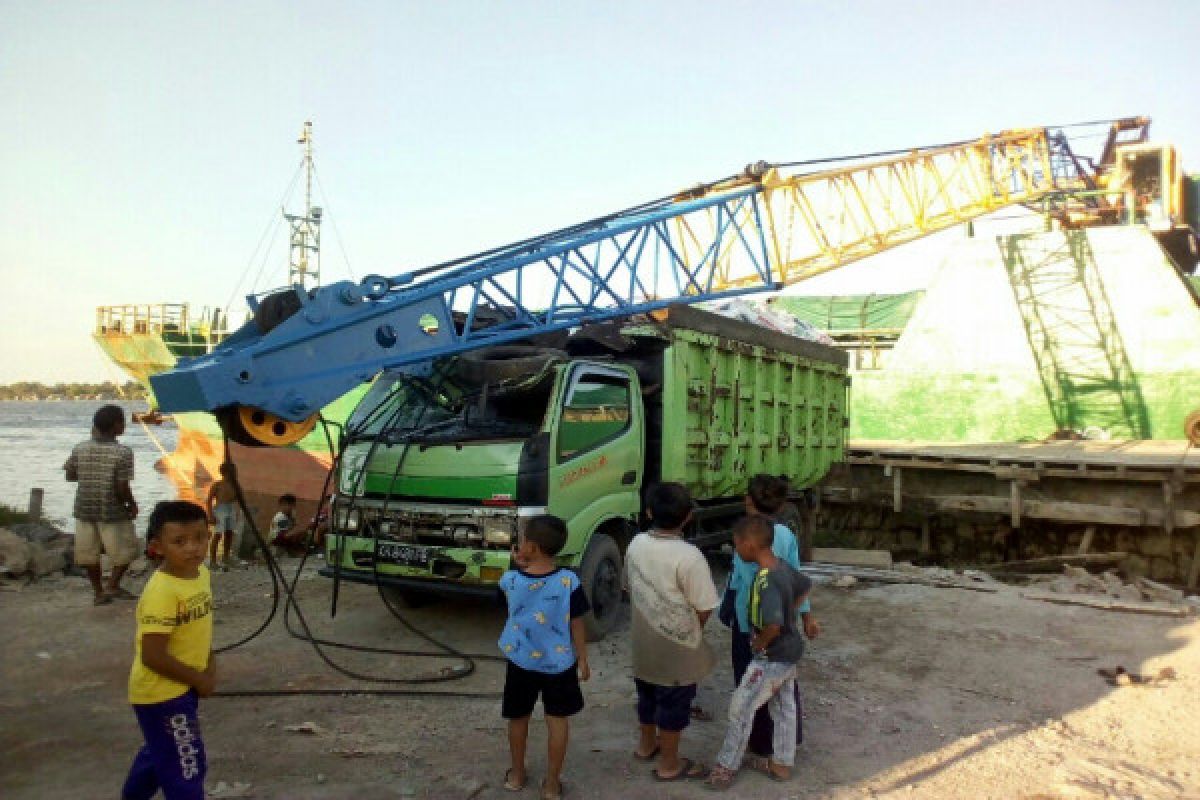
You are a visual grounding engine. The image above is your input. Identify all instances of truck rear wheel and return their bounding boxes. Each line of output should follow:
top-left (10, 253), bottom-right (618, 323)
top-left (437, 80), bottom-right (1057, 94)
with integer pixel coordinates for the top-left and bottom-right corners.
top-left (579, 533), bottom-right (622, 641)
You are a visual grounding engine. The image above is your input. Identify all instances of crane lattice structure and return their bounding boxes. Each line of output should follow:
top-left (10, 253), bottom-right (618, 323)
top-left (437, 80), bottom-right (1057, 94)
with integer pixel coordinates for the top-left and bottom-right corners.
top-left (152, 123), bottom-right (1117, 435)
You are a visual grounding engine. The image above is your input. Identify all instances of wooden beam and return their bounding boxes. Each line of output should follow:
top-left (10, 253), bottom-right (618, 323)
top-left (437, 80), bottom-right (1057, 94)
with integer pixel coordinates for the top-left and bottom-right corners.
top-left (1021, 591), bottom-right (1191, 618)
top-left (1189, 532), bottom-right (1200, 590)
top-left (1076, 525), bottom-right (1096, 555)
top-left (989, 552), bottom-right (1127, 574)
top-left (932, 495), bottom-right (1200, 528)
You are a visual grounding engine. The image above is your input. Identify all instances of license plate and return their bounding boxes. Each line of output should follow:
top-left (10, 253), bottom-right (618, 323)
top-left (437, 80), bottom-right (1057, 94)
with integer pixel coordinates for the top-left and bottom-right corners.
top-left (376, 542), bottom-right (430, 567)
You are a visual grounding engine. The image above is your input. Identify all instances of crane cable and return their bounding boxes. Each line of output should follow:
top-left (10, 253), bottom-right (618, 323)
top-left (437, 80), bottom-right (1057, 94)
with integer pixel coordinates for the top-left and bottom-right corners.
top-left (210, 414), bottom-right (504, 698)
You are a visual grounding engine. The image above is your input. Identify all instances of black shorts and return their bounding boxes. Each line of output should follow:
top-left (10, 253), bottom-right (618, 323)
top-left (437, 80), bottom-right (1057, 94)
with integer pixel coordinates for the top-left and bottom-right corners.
top-left (634, 679), bottom-right (696, 732)
top-left (502, 661), bottom-right (584, 719)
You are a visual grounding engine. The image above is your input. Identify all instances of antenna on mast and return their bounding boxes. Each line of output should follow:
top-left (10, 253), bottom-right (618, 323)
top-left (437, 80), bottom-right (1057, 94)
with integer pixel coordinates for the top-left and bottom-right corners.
top-left (285, 120), bottom-right (322, 289)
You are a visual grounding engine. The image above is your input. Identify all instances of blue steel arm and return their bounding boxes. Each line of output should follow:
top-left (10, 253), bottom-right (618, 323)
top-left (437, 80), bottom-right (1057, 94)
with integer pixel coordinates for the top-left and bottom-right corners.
top-left (151, 187), bottom-right (781, 421)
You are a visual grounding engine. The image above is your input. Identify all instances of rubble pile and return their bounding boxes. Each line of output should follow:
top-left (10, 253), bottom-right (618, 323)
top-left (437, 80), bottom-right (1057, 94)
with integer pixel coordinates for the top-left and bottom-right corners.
top-left (1038, 565), bottom-right (1186, 605)
top-left (0, 523), bottom-right (73, 582)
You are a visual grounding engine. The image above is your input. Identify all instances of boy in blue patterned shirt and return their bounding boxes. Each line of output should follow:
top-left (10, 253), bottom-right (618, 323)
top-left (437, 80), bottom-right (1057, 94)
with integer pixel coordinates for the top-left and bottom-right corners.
top-left (498, 514), bottom-right (590, 800)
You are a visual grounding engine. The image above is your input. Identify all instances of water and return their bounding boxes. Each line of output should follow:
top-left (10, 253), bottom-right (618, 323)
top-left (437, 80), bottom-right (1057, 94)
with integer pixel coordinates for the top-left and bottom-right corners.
top-left (0, 401), bottom-right (181, 528)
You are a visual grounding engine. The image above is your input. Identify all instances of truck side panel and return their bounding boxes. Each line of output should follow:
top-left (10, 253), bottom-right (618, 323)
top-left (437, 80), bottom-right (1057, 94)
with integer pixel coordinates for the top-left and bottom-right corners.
top-left (659, 326), bottom-right (848, 500)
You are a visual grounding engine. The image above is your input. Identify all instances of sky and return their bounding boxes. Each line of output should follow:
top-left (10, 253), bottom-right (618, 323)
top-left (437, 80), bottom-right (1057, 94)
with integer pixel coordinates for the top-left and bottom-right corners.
top-left (3, 0), bottom-right (1199, 383)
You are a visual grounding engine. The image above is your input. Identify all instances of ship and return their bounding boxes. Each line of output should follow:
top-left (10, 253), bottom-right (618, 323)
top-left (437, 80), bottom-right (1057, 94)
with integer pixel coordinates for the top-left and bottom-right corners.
top-left (92, 122), bottom-right (366, 525)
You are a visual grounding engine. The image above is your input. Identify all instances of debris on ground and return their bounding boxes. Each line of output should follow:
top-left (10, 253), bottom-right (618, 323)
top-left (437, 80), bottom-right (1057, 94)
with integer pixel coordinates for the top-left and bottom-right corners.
top-left (208, 780), bottom-right (255, 797)
top-left (284, 722), bottom-right (326, 735)
top-left (1097, 665), bottom-right (1179, 687)
top-left (1032, 565), bottom-right (1192, 609)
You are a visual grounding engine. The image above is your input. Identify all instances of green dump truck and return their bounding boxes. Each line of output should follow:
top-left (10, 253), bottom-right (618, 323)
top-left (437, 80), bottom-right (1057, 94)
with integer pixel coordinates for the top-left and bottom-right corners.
top-left (322, 304), bottom-right (849, 638)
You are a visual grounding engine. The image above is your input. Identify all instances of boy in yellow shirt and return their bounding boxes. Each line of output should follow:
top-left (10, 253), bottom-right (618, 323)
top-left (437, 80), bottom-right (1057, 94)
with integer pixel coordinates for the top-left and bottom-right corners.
top-left (122, 501), bottom-right (216, 800)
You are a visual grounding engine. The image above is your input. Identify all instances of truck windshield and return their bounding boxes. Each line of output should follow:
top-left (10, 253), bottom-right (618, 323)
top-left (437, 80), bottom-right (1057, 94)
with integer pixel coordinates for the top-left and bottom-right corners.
top-left (345, 373), bottom-right (456, 440)
top-left (347, 370), bottom-right (553, 443)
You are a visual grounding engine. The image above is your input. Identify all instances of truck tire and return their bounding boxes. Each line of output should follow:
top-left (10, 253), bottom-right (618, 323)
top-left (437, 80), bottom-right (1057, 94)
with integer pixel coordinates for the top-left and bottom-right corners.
top-left (455, 345), bottom-right (566, 385)
top-left (578, 532), bottom-right (622, 641)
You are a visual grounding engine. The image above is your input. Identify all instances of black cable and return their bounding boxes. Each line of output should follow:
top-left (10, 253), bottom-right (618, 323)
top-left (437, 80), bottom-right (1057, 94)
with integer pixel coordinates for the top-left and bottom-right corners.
top-left (211, 426), bottom-right (502, 697)
top-left (208, 367), bottom-right (509, 696)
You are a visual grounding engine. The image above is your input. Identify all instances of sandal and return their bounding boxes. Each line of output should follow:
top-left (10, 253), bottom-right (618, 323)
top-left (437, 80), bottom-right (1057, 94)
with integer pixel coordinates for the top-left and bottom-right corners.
top-left (653, 757), bottom-right (706, 782)
top-left (540, 779), bottom-right (565, 799)
top-left (503, 768), bottom-right (526, 792)
top-left (632, 745), bottom-right (660, 762)
top-left (93, 594), bottom-right (113, 606)
top-left (704, 765), bottom-right (736, 791)
top-left (745, 755), bottom-right (790, 782)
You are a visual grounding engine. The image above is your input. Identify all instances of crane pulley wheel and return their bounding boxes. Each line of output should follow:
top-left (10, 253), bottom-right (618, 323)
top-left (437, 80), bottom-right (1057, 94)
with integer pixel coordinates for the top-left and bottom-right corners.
top-left (1185, 410), bottom-right (1200, 448)
top-left (216, 405), bottom-right (318, 447)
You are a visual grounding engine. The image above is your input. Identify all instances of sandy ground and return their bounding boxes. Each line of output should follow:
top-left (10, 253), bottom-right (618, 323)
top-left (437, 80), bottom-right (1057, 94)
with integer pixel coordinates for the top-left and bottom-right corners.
top-left (2, 558), bottom-right (1198, 800)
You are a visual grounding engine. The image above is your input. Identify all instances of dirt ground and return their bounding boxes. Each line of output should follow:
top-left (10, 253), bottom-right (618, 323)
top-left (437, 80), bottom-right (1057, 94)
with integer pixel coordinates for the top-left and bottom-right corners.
top-left (2, 557), bottom-right (1198, 800)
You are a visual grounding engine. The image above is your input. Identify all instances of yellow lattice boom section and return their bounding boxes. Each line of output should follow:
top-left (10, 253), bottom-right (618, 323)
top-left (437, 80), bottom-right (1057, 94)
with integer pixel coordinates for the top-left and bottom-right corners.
top-left (673, 128), bottom-right (1070, 292)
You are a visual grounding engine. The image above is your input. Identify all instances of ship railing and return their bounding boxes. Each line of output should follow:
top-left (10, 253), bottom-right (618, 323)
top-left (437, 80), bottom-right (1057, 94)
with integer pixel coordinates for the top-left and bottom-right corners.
top-left (95, 304), bottom-right (193, 336)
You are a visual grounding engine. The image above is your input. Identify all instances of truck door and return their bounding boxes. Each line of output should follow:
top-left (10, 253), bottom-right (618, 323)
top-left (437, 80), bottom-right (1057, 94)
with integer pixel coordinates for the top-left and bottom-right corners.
top-left (547, 364), bottom-right (643, 552)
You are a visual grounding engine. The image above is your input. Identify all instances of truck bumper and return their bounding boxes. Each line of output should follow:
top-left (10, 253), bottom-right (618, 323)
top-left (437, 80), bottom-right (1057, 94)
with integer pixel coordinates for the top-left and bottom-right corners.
top-left (316, 565), bottom-right (503, 600)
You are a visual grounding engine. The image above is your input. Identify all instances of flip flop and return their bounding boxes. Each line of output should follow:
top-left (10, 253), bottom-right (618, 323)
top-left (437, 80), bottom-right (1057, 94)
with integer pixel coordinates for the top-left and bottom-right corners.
top-left (503, 768), bottom-right (526, 791)
top-left (632, 745), bottom-right (660, 762)
top-left (540, 778), bottom-right (566, 799)
top-left (93, 594), bottom-right (113, 606)
top-left (653, 757), bottom-right (705, 782)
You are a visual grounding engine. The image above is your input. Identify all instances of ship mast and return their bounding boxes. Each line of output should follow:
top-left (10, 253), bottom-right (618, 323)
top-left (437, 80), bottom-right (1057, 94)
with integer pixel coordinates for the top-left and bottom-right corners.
top-left (285, 121), bottom-right (322, 289)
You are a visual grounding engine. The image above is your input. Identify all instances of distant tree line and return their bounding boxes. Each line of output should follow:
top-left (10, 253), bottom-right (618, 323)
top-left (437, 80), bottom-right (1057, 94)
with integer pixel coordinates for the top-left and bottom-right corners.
top-left (0, 381), bottom-right (148, 401)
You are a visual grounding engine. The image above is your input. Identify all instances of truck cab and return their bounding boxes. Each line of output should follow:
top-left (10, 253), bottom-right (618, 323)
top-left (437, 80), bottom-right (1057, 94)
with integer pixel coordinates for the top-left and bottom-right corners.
top-left (324, 352), bottom-right (643, 639)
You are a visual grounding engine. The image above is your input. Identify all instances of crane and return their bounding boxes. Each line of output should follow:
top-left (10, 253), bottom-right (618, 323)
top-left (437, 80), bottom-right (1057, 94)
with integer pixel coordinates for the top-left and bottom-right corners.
top-left (150, 117), bottom-right (1193, 445)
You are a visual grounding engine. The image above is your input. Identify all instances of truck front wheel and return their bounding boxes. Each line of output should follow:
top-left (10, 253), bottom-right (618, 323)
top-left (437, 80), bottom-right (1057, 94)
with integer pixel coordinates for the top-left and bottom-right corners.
top-left (579, 533), bottom-right (622, 641)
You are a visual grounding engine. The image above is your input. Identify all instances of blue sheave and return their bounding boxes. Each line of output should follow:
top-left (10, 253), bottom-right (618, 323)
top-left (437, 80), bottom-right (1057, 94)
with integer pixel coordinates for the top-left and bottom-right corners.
top-left (729, 522), bottom-right (809, 632)
top-left (498, 568), bottom-right (582, 674)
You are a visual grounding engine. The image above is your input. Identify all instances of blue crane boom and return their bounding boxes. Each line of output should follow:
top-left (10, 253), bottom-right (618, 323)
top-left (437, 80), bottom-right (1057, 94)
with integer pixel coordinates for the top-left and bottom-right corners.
top-left (150, 124), bottom-right (1105, 436)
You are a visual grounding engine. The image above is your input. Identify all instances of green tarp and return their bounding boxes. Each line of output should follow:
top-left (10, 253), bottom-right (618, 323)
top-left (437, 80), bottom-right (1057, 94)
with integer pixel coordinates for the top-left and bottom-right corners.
top-left (771, 291), bottom-right (924, 332)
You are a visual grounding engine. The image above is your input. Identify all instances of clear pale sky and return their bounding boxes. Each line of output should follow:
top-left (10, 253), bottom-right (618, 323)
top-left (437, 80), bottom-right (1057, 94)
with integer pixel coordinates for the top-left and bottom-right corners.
top-left (3, 0), bottom-right (1199, 382)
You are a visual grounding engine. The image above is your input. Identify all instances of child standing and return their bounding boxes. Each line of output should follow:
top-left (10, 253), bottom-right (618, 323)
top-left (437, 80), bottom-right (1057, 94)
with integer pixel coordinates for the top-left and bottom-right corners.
top-left (205, 463), bottom-right (238, 571)
top-left (269, 494), bottom-right (302, 556)
top-left (122, 501), bottom-right (216, 800)
top-left (707, 515), bottom-right (812, 790)
top-left (498, 514), bottom-right (590, 800)
top-left (625, 482), bottom-right (719, 782)
top-left (724, 474), bottom-right (819, 759)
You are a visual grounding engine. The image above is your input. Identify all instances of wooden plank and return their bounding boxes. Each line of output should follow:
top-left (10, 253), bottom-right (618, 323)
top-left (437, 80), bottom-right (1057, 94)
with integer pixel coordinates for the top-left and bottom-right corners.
top-left (800, 564), bottom-right (999, 593)
top-left (931, 495), bottom-right (1200, 528)
top-left (988, 552), bottom-right (1128, 574)
top-left (1021, 591), bottom-right (1192, 618)
top-left (811, 548), bottom-right (894, 569)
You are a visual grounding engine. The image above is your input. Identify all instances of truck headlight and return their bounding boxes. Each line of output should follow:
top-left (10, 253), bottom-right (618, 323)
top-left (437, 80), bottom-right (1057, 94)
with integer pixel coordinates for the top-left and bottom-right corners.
top-left (483, 521), bottom-right (513, 546)
top-left (336, 508), bottom-right (360, 531)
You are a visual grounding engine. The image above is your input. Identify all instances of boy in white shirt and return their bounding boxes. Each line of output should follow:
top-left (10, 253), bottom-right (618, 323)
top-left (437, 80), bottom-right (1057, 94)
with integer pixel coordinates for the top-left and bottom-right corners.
top-left (624, 482), bottom-right (719, 782)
